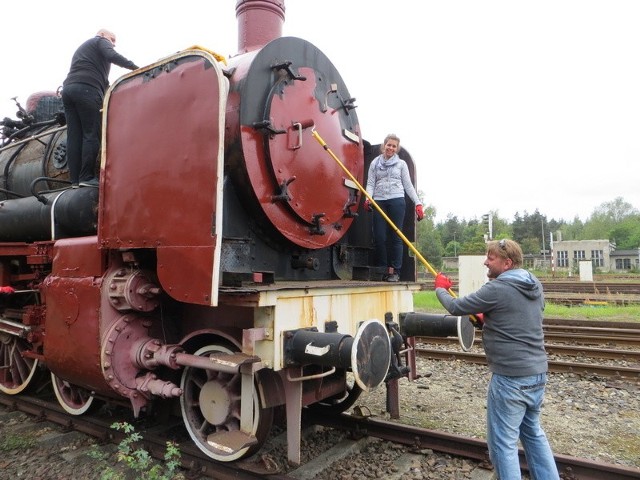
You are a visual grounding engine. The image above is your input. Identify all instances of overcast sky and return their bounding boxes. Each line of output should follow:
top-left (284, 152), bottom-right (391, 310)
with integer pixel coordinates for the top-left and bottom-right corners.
top-left (2, 1), bottom-right (639, 223)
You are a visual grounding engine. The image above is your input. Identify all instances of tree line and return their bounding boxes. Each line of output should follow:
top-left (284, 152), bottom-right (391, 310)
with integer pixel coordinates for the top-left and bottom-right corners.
top-left (415, 196), bottom-right (640, 270)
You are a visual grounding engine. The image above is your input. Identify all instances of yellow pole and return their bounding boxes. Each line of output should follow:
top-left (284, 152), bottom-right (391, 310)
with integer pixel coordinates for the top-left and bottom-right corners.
top-left (311, 129), bottom-right (482, 327)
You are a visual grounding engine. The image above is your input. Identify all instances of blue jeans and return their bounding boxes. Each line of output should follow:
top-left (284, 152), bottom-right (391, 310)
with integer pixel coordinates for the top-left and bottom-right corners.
top-left (487, 373), bottom-right (559, 480)
top-left (372, 197), bottom-right (405, 274)
top-left (62, 83), bottom-right (103, 184)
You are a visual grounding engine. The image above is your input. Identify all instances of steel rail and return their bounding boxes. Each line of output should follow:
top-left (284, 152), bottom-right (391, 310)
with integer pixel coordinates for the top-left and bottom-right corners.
top-left (417, 336), bottom-right (640, 362)
top-left (304, 410), bottom-right (640, 480)
top-left (415, 348), bottom-right (640, 379)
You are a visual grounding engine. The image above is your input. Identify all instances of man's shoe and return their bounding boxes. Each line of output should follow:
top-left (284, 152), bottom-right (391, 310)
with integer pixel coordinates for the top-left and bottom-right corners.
top-left (386, 273), bottom-right (400, 282)
top-left (79, 178), bottom-right (99, 187)
top-left (71, 183), bottom-right (79, 189)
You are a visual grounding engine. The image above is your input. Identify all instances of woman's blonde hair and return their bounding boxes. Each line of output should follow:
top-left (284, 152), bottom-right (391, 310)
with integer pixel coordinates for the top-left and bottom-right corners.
top-left (380, 133), bottom-right (402, 153)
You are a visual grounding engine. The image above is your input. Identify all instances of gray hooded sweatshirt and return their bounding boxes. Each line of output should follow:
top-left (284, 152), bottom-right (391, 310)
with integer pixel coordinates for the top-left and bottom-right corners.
top-left (436, 268), bottom-right (548, 376)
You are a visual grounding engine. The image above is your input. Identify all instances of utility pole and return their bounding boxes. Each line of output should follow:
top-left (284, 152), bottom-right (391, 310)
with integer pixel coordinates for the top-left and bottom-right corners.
top-left (541, 218), bottom-right (546, 263)
top-left (550, 231), bottom-right (555, 277)
top-left (453, 232), bottom-right (457, 257)
top-left (482, 213), bottom-right (493, 241)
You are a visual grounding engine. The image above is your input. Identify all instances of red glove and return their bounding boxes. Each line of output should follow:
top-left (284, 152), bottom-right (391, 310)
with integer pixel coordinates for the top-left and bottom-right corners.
top-left (434, 273), bottom-right (452, 290)
top-left (0, 286), bottom-right (15, 294)
top-left (472, 313), bottom-right (484, 325)
top-left (415, 204), bottom-right (424, 221)
top-left (364, 199), bottom-right (372, 212)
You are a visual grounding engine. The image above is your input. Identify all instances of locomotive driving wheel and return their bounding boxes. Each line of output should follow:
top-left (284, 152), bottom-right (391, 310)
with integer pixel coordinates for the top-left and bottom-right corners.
top-left (0, 333), bottom-right (40, 394)
top-left (51, 373), bottom-right (96, 415)
top-left (180, 343), bottom-right (273, 462)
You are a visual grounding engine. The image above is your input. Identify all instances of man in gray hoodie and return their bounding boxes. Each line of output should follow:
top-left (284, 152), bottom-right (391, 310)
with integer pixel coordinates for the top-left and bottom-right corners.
top-left (434, 239), bottom-right (559, 480)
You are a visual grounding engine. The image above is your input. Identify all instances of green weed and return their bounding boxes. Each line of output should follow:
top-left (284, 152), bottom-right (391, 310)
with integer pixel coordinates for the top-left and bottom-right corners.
top-left (88, 422), bottom-right (184, 480)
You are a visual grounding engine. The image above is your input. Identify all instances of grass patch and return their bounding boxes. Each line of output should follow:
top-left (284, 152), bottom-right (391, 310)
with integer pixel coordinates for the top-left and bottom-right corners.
top-left (0, 433), bottom-right (36, 451)
top-left (414, 291), bottom-right (640, 322)
top-left (413, 291), bottom-right (447, 313)
top-left (599, 431), bottom-right (640, 464)
top-left (543, 302), bottom-right (640, 322)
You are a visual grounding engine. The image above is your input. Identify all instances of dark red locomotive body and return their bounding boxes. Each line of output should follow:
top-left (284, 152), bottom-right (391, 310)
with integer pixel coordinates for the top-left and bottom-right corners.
top-left (0, 0), bottom-right (473, 464)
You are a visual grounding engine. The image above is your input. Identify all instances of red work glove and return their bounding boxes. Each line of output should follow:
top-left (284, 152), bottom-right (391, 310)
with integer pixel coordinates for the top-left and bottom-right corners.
top-left (470, 313), bottom-right (485, 330)
top-left (0, 286), bottom-right (15, 294)
top-left (434, 273), bottom-right (452, 290)
top-left (364, 199), bottom-right (372, 212)
top-left (415, 204), bottom-right (424, 221)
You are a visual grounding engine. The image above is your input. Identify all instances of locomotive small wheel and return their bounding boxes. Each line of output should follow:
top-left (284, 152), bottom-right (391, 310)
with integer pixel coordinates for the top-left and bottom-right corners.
top-left (0, 333), bottom-right (40, 394)
top-left (307, 371), bottom-right (363, 415)
top-left (51, 373), bottom-right (96, 415)
top-left (180, 344), bottom-right (273, 462)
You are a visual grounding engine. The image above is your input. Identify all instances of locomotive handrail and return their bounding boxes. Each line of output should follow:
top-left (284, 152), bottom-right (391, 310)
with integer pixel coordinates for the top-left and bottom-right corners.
top-left (311, 128), bottom-right (482, 328)
top-left (48, 189), bottom-right (71, 241)
top-left (286, 366), bottom-right (336, 382)
top-left (0, 125), bottom-right (66, 152)
top-left (28, 176), bottom-right (73, 205)
top-left (0, 188), bottom-right (26, 199)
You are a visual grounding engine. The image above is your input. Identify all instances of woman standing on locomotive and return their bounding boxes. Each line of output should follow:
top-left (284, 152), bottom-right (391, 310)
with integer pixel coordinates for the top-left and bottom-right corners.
top-left (364, 134), bottom-right (424, 282)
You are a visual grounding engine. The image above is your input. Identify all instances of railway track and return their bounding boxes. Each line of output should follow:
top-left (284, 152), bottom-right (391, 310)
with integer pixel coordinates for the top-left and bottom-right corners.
top-left (417, 319), bottom-right (640, 380)
top-left (416, 348), bottom-right (640, 380)
top-left (304, 410), bottom-right (640, 480)
top-left (541, 281), bottom-right (640, 295)
top-left (2, 392), bottom-right (639, 480)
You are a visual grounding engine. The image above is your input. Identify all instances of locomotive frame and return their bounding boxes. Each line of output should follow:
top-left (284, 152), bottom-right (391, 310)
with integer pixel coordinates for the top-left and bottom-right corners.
top-left (0, 0), bottom-right (474, 465)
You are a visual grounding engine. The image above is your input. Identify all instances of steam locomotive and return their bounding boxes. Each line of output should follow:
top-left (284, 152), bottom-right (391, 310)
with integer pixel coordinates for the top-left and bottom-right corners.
top-left (0, 0), bottom-right (474, 464)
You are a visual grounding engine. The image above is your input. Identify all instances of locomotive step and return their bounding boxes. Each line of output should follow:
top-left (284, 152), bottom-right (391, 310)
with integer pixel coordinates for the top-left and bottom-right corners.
top-left (207, 430), bottom-right (258, 456)
top-left (176, 352), bottom-right (261, 374)
top-left (206, 352), bottom-right (261, 369)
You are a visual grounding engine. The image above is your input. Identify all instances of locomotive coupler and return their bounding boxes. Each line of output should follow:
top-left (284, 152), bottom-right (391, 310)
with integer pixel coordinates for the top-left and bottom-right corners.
top-left (384, 313), bottom-right (411, 382)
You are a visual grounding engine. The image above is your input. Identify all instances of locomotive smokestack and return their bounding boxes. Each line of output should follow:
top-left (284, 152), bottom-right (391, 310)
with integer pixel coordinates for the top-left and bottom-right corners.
top-left (235, 0), bottom-right (285, 53)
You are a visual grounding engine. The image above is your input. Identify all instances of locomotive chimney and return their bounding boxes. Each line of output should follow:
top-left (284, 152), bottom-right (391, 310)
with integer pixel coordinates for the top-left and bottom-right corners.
top-left (235, 0), bottom-right (285, 53)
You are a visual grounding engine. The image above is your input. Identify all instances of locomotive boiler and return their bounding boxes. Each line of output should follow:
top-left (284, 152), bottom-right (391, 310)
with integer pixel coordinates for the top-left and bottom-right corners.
top-left (0, 0), bottom-right (474, 465)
